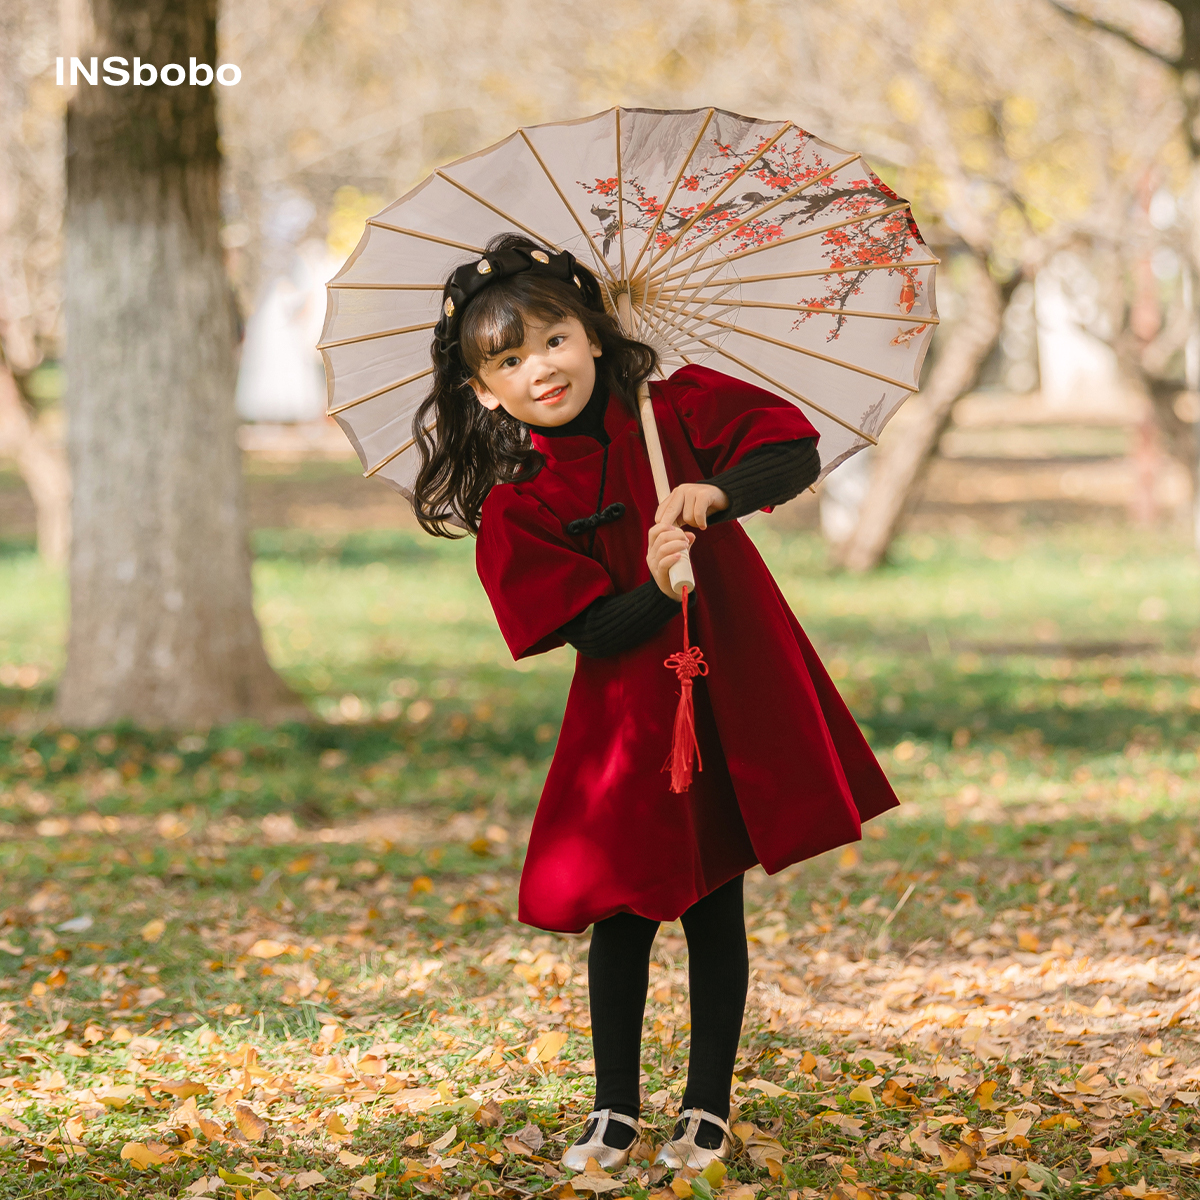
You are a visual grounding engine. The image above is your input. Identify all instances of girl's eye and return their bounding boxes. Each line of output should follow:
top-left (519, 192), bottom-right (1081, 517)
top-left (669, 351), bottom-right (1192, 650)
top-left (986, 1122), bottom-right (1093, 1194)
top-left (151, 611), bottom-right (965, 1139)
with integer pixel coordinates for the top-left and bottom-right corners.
top-left (547, 335), bottom-right (565, 348)
top-left (500, 355), bottom-right (521, 369)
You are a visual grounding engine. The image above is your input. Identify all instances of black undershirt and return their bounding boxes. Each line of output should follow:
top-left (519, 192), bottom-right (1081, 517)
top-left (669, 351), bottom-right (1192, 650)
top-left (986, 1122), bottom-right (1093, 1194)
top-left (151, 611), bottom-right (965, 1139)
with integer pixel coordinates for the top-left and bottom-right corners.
top-left (541, 391), bottom-right (820, 658)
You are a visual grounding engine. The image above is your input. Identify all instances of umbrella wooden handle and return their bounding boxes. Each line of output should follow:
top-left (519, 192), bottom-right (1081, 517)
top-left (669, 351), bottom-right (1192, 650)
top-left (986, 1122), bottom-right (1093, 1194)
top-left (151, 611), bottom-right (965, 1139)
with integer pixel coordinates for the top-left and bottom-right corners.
top-left (618, 290), bottom-right (695, 598)
top-left (637, 381), bottom-right (695, 598)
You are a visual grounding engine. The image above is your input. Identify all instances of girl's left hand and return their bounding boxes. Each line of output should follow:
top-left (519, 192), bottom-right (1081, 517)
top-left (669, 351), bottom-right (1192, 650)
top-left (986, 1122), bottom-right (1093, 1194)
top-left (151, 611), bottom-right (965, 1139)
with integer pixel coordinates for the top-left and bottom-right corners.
top-left (655, 482), bottom-right (729, 531)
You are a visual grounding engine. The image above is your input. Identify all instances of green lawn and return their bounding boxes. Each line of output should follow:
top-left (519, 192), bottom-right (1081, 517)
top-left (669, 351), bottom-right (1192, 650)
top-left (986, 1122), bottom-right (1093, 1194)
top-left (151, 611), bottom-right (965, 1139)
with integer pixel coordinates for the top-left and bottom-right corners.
top-left (0, 522), bottom-right (1198, 1197)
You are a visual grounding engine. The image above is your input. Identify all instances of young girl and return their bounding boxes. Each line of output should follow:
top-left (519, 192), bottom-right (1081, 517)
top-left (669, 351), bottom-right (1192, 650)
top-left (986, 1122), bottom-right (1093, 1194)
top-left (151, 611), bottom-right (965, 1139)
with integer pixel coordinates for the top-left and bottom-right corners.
top-left (412, 235), bottom-right (898, 1172)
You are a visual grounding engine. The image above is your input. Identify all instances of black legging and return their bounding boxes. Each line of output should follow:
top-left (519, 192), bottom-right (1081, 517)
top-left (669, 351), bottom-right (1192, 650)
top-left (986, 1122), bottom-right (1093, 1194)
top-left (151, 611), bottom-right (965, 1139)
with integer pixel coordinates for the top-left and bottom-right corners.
top-left (587, 874), bottom-right (748, 1121)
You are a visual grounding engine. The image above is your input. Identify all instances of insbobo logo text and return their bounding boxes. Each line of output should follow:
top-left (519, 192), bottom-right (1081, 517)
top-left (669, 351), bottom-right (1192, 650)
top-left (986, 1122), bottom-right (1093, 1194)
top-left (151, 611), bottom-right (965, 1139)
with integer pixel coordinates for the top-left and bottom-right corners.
top-left (56, 57), bottom-right (241, 86)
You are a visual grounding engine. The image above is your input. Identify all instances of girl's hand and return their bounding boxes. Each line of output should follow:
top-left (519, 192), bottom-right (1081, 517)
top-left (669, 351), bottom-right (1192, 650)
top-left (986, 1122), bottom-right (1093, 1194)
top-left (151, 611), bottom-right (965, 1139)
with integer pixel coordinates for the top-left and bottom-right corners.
top-left (655, 482), bottom-right (728, 531)
top-left (647, 522), bottom-right (696, 598)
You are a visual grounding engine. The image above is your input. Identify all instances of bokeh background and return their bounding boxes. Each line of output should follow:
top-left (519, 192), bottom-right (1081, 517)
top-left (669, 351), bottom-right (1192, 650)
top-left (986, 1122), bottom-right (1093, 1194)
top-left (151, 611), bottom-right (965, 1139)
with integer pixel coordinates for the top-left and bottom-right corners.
top-left (1, 1), bottom-right (1200, 1197)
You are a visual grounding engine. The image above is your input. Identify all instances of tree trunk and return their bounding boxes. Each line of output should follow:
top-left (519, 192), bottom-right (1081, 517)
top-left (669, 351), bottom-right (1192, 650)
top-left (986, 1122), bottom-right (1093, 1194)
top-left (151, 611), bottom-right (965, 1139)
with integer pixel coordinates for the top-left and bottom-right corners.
top-left (838, 254), bottom-right (1006, 573)
top-left (0, 359), bottom-right (70, 564)
top-left (57, 0), bottom-right (304, 727)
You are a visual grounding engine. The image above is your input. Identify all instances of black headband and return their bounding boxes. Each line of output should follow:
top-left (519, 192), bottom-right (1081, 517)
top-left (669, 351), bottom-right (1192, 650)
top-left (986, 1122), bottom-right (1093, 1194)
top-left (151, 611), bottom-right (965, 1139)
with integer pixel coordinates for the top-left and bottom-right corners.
top-left (434, 245), bottom-right (599, 355)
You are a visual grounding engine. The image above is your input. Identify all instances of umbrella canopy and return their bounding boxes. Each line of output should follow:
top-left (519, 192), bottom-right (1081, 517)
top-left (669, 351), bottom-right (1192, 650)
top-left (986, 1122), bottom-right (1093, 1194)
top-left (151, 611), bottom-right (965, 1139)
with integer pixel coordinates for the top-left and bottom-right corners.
top-left (320, 105), bottom-right (938, 507)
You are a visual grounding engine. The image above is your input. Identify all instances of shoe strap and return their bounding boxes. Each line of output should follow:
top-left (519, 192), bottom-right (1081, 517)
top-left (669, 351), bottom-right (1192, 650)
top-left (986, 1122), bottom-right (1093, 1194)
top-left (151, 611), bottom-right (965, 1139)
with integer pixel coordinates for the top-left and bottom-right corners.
top-left (679, 1108), bottom-right (731, 1138)
top-left (587, 1109), bottom-right (640, 1133)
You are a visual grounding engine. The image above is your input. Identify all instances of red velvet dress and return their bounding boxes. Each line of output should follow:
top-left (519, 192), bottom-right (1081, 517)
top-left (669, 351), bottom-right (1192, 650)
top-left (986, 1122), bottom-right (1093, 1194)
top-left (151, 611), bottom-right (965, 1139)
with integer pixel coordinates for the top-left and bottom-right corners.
top-left (476, 365), bottom-right (898, 933)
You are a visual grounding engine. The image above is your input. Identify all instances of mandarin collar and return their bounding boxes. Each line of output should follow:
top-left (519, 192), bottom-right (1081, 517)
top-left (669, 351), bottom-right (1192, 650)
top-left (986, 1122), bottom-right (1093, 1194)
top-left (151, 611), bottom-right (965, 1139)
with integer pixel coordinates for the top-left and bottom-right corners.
top-left (528, 387), bottom-right (637, 460)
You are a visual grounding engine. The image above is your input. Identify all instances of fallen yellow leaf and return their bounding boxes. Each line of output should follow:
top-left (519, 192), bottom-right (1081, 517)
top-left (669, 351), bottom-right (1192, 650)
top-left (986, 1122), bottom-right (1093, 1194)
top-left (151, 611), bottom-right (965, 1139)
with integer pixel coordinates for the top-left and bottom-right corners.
top-left (140, 918), bottom-right (166, 943)
top-left (233, 1104), bottom-right (268, 1142)
top-left (157, 1079), bottom-right (208, 1099)
top-left (847, 1082), bottom-right (875, 1105)
top-left (338, 1149), bottom-right (369, 1167)
top-left (247, 939), bottom-right (289, 959)
top-left (746, 1078), bottom-right (795, 1098)
top-left (882, 1078), bottom-right (918, 1108)
top-left (972, 1080), bottom-right (1003, 1111)
top-left (939, 1145), bottom-right (976, 1173)
top-left (120, 1141), bottom-right (168, 1169)
top-left (838, 845), bottom-right (861, 869)
top-left (1038, 1114), bottom-right (1081, 1131)
top-left (528, 1030), bottom-right (569, 1064)
top-left (197, 1115), bottom-right (225, 1141)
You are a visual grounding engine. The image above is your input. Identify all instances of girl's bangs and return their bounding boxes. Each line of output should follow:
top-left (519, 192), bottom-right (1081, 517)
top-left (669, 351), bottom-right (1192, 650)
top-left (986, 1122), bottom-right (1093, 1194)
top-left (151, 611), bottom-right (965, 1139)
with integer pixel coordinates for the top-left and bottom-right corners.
top-left (458, 278), bottom-right (586, 372)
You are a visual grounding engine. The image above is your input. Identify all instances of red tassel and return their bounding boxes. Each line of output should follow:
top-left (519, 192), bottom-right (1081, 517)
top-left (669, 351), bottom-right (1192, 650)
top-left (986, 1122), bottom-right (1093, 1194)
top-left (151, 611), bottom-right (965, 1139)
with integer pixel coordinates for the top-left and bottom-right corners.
top-left (662, 585), bottom-right (708, 793)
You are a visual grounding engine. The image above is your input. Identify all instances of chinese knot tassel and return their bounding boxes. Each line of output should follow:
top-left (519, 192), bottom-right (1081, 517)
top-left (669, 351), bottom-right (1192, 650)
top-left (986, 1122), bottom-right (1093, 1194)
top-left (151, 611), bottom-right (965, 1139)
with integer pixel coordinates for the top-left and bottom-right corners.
top-left (662, 585), bottom-right (709, 793)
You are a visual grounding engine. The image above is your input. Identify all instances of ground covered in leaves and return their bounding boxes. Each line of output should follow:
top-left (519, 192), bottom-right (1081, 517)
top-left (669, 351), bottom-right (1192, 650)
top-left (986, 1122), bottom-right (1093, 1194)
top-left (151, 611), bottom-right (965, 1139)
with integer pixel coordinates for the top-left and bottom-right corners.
top-left (0, 522), bottom-right (1198, 1198)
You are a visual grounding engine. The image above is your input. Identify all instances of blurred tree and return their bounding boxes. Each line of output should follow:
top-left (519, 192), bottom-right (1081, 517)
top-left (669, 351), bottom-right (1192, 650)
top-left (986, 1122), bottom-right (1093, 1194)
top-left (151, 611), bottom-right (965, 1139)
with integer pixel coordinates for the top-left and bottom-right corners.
top-left (1046, 0), bottom-right (1200, 535)
top-left (0, 0), bottom-right (70, 562)
top-left (803, 0), bottom-right (1176, 569)
top-left (57, 0), bottom-right (303, 726)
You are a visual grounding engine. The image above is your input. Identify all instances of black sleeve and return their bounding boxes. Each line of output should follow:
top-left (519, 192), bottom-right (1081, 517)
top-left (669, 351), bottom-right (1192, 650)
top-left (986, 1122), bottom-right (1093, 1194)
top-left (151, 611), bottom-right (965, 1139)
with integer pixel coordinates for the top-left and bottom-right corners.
top-left (558, 580), bottom-right (698, 659)
top-left (706, 437), bottom-right (821, 523)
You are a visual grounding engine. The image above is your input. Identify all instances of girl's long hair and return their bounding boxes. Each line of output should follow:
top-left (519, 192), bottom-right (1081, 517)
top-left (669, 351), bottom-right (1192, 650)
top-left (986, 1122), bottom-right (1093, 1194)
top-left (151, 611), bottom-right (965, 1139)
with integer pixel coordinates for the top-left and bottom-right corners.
top-left (411, 234), bottom-right (658, 537)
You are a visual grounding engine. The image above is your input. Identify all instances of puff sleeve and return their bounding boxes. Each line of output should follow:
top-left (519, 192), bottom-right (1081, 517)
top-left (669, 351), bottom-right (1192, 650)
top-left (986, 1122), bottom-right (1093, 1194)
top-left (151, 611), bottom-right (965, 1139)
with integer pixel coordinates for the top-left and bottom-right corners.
top-left (660, 364), bottom-right (821, 477)
top-left (476, 483), bottom-right (615, 660)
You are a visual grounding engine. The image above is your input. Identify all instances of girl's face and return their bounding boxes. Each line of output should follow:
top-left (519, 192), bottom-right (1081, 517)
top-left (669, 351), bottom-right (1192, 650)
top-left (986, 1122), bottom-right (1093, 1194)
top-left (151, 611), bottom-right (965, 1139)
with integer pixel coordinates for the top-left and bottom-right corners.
top-left (469, 315), bottom-right (602, 428)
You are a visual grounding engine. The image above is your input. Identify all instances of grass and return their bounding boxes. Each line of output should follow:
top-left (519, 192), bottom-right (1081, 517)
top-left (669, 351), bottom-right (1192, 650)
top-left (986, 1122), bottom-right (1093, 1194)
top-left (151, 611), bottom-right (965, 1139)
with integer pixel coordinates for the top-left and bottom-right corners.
top-left (0, 521), bottom-right (1198, 1197)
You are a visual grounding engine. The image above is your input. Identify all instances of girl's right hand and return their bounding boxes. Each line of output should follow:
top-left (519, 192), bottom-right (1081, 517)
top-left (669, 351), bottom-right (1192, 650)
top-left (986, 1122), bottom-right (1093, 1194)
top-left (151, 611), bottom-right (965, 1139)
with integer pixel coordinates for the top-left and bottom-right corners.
top-left (646, 522), bottom-right (696, 598)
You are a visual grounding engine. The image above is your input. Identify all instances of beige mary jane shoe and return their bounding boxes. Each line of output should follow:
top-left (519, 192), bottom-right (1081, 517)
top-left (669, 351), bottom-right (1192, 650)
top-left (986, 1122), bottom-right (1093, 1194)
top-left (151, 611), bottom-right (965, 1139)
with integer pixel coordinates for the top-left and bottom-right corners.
top-left (561, 1109), bottom-right (641, 1172)
top-left (653, 1109), bottom-right (732, 1171)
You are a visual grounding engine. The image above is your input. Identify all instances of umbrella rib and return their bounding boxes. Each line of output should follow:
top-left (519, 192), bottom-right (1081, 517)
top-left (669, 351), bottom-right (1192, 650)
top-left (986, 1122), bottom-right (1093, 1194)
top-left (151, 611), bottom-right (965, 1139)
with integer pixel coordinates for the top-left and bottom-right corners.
top-left (615, 109), bottom-right (628, 281)
top-left (434, 171), bottom-right (564, 252)
top-left (631, 282), bottom-right (695, 347)
top-left (364, 421), bottom-right (438, 479)
top-left (317, 320), bottom-right (437, 351)
top-left (696, 338), bottom-right (879, 443)
top-left (327, 282), bottom-right (444, 291)
top-left (712, 299), bottom-right (939, 323)
top-left (710, 319), bottom-right (916, 390)
top-left (627, 107), bottom-right (715, 280)
top-left (633, 120), bottom-right (723, 333)
top-left (637, 272), bottom-right (726, 354)
top-left (637, 207), bottom-right (695, 332)
top-left (647, 151), bottom-right (863, 286)
top-left (518, 128), bottom-right (619, 283)
top-left (642, 303), bottom-right (706, 353)
top-left (639, 121), bottom-right (795, 278)
top-left (327, 366), bottom-right (435, 416)
top-left (657, 198), bottom-right (911, 284)
top-left (639, 221), bottom-right (739, 339)
top-left (692, 259), bottom-right (941, 286)
top-left (640, 266), bottom-right (745, 354)
top-left (642, 262), bottom-right (738, 344)
top-left (367, 221), bottom-right (485, 255)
